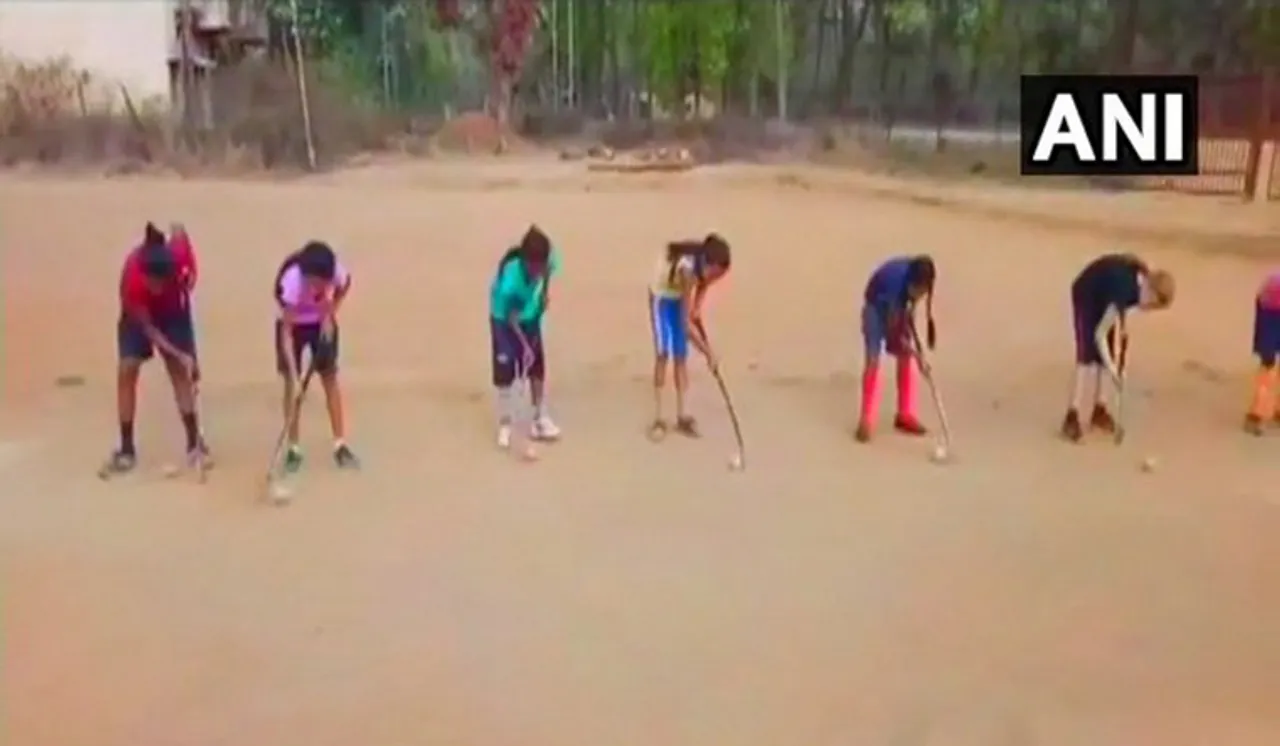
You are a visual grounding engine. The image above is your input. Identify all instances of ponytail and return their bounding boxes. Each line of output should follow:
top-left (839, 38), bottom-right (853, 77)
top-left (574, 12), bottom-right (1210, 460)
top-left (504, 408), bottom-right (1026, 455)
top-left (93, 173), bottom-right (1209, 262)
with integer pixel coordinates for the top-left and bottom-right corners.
top-left (143, 221), bottom-right (166, 249)
top-left (498, 247), bottom-right (522, 268)
top-left (906, 255), bottom-right (938, 349)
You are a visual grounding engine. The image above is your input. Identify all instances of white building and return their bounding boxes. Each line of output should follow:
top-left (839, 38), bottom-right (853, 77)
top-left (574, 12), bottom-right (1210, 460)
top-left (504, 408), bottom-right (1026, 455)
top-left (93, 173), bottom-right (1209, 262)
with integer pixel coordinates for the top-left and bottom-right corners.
top-left (0, 1), bottom-right (171, 100)
top-left (0, 0), bottom-right (266, 112)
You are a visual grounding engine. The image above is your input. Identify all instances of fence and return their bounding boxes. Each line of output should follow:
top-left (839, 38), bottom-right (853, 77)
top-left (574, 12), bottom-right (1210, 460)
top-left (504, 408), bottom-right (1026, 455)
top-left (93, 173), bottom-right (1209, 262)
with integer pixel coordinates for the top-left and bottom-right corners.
top-left (1167, 74), bottom-right (1280, 202)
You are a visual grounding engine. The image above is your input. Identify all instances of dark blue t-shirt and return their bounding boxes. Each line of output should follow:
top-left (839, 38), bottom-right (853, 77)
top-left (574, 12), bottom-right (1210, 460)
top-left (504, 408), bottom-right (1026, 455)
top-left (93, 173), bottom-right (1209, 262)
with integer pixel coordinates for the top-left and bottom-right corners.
top-left (1072, 254), bottom-right (1144, 319)
top-left (864, 257), bottom-right (912, 313)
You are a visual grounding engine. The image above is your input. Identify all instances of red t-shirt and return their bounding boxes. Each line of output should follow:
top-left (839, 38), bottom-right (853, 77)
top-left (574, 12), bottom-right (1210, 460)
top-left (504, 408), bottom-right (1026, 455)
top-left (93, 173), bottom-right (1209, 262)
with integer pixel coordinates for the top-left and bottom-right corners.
top-left (119, 237), bottom-right (197, 319)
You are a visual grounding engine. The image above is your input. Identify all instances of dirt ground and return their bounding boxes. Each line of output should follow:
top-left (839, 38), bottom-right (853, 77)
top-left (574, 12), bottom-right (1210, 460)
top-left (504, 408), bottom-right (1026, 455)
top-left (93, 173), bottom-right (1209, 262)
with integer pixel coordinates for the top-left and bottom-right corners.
top-left (4, 161), bottom-right (1280, 746)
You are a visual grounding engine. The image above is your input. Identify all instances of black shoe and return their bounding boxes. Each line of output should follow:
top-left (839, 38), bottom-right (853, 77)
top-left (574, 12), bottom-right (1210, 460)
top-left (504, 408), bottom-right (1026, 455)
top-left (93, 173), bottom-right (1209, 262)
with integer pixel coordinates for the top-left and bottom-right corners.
top-left (333, 444), bottom-right (360, 470)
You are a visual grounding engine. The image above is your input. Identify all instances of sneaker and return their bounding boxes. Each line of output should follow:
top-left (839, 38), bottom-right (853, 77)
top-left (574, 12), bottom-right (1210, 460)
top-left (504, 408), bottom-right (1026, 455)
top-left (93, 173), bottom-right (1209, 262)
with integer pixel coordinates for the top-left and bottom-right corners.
top-left (531, 414), bottom-right (562, 441)
top-left (1089, 403), bottom-right (1117, 433)
top-left (854, 421), bottom-right (872, 443)
top-left (98, 449), bottom-right (137, 478)
top-left (497, 423), bottom-right (513, 450)
top-left (1060, 409), bottom-right (1084, 443)
top-left (1245, 413), bottom-right (1266, 436)
top-left (283, 445), bottom-right (304, 474)
top-left (893, 414), bottom-right (928, 436)
top-left (333, 444), bottom-right (360, 470)
top-left (195, 439), bottom-right (215, 470)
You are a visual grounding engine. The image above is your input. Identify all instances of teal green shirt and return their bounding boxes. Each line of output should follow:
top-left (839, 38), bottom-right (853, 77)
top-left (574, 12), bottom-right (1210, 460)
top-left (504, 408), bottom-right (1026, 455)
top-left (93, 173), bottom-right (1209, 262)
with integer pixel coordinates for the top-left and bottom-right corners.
top-left (489, 249), bottom-right (560, 322)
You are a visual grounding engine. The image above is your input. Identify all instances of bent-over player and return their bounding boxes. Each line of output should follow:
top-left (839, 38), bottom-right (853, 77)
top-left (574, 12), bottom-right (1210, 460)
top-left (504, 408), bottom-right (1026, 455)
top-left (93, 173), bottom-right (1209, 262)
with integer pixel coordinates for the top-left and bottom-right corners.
top-left (855, 255), bottom-right (937, 443)
top-left (274, 241), bottom-right (359, 471)
top-left (1061, 253), bottom-right (1174, 442)
top-left (102, 222), bottom-right (207, 475)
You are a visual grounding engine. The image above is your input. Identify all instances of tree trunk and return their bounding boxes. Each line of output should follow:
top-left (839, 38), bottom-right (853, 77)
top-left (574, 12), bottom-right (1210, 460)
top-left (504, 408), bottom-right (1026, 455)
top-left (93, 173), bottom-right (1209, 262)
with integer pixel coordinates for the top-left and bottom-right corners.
top-left (829, 0), bottom-right (871, 114)
top-left (607, 0), bottom-right (620, 117)
top-left (775, 0), bottom-right (788, 119)
top-left (874, 0), bottom-right (893, 137)
top-left (807, 0), bottom-right (827, 116)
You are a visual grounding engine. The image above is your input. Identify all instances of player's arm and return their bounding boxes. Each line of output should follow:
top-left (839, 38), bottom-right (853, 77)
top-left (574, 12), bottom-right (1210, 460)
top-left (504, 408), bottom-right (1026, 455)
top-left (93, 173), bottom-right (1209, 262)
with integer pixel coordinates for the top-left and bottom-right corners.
top-left (689, 283), bottom-right (707, 330)
top-left (495, 265), bottom-right (534, 352)
top-left (180, 240), bottom-right (198, 291)
top-left (1094, 304), bottom-right (1125, 379)
top-left (689, 267), bottom-right (723, 329)
top-left (541, 249), bottom-right (559, 311)
top-left (123, 291), bottom-right (186, 359)
top-left (681, 274), bottom-right (713, 358)
top-left (885, 291), bottom-right (914, 350)
top-left (120, 264), bottom-right (184, 358)
top-left (276, 283), bottom-right (302, 378)
top-left (329, 266), bottom-right (352, 317)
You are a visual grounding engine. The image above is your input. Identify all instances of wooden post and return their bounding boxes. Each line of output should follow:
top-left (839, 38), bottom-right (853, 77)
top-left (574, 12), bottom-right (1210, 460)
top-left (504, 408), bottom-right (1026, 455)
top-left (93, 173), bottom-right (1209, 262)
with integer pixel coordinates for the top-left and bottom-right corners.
top-left (1246, 73), bottom-right (1273, 202)
top-left (775, 0), bottom-right (787, 121)
top-left (289, 0), bottom-right (318, 170)
top-left (177, 0), bottom-right (195, 152)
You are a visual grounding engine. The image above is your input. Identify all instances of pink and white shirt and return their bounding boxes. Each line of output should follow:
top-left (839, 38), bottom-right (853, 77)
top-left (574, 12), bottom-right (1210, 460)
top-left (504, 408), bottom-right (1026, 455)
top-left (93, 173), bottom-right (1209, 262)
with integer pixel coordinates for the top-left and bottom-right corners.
top-left (277, 262), bottom-right (350, 324)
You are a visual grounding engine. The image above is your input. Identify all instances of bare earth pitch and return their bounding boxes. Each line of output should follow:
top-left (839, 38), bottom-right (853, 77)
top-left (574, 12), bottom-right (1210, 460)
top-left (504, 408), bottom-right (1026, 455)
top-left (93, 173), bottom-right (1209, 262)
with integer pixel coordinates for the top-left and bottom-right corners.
top-left (3, 163), bottom-right (1279, 745)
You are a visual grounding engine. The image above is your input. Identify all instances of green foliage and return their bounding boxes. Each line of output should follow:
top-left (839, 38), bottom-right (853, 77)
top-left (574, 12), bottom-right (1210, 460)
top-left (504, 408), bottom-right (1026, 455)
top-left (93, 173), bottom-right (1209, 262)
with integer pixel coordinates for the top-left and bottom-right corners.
top-left (259, 0), bottom-right (1280, 118)
top-left (264, 0), bottom-right (346, 49)
top-left (627, 0), bottom-right (790, 108)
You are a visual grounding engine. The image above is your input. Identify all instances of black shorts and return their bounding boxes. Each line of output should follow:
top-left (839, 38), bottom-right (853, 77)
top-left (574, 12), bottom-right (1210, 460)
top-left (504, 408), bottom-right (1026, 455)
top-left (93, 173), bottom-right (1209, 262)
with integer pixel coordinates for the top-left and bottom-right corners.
top-left (1071, 300), bottom-right (1123, 366)
top-left (275, 321), bottom-right (339, 376)
top-left (490, 317), bottom-right (545, 387)
top-left (118, 309), bottom-right (197, 369)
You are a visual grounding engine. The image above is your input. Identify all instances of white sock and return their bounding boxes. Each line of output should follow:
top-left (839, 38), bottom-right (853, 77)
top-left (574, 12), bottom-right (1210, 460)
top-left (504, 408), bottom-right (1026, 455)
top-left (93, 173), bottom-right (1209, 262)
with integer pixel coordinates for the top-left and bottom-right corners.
top-left (496, 386), bottom-right (514, 422)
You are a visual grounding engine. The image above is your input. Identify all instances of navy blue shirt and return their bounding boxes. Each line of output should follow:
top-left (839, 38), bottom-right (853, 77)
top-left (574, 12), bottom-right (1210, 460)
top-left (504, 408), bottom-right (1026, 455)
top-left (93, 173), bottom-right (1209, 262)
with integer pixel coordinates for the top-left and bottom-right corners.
top-left (864, 257), bottom-right (913, 313)
top-left (1072, 254), bottom-right (1144, 318)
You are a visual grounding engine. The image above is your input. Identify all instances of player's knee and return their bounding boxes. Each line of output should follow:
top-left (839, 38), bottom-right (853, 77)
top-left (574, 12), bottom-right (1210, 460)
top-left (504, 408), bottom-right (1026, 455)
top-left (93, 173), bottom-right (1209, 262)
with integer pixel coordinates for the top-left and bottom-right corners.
top-left (117, 359), bottom-right (142, 381)
top-left (492, 361), bottom-right (516, 388)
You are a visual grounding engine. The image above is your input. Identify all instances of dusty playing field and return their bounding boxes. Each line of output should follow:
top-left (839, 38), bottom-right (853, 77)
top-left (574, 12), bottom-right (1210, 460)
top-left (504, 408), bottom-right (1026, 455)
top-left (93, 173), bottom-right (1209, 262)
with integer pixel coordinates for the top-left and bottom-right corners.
top-left (4, 162), bottom-right (1280, 745)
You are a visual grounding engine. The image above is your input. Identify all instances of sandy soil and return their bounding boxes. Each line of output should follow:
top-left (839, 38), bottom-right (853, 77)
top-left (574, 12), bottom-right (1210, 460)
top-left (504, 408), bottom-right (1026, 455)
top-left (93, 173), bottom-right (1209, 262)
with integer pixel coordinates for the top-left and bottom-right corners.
top-left (4, 162), bottom-right (1280, 746)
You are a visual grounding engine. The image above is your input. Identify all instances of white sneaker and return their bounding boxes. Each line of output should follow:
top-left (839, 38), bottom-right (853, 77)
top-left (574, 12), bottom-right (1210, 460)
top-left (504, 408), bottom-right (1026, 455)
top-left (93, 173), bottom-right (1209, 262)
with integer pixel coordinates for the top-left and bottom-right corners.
top-left (531, 415), bottom-right (561, 441)
top-left (497, 424), bottom-right (513, 450)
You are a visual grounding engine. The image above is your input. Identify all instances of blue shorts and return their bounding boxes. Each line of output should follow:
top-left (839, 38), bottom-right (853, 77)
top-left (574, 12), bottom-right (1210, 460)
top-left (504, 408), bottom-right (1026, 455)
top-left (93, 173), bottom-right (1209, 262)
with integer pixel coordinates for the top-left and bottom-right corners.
top-left (1254, 300), bottom-right (1280, 366)
top-left (490, 317), bottom-right (545, 387)
top-left (117, 309), bottom-right (197, 369)
top-left (861, 303), bottom-right (907, 359)
top-left (275, 321), bottom-right (339, 376)
top-left (650, 294), bottom-right (688, 360)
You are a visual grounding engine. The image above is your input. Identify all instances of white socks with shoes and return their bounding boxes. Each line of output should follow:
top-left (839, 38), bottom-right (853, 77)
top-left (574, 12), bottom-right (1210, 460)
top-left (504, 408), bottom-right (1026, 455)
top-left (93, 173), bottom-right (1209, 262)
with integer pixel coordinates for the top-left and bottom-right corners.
top-left (495, 385), bottom-right (561, 446)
